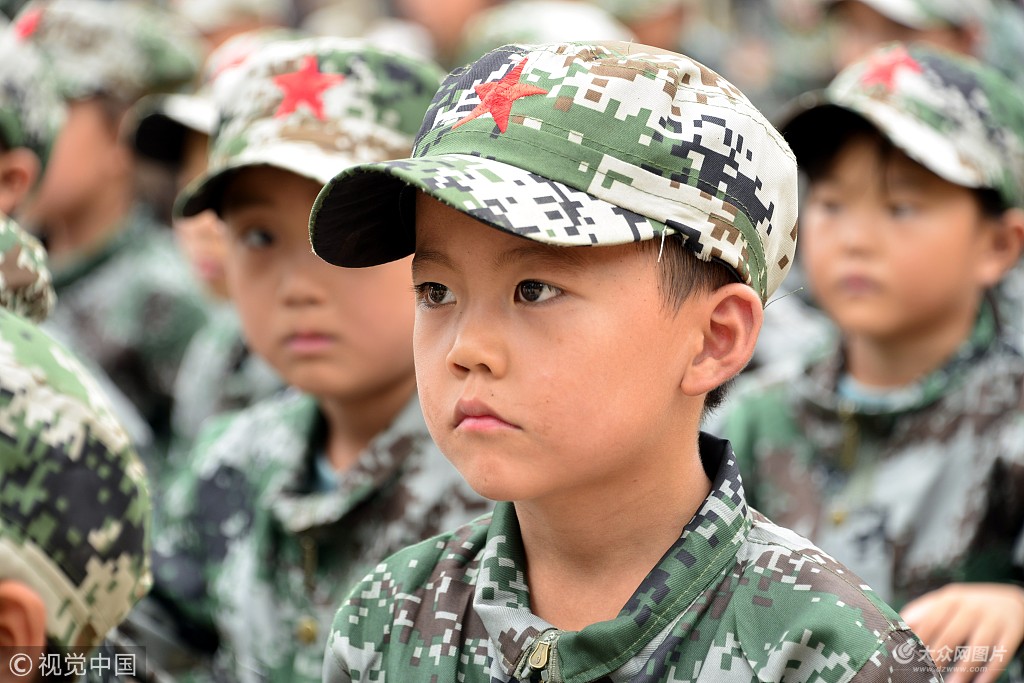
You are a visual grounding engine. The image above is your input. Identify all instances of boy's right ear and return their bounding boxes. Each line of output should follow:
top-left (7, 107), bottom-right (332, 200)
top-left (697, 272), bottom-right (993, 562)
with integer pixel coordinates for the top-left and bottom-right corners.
top-left (0, 149), bottom-right (42, 217)
top-left (0, 580), bottom-right (47, 656)
top-left (977, 208), bottom-right (1024, 288)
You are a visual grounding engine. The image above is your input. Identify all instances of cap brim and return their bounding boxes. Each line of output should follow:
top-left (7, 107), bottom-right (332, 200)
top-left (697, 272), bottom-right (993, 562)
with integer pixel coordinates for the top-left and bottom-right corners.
top-left (777, 91), bottom-right (985, 193)
top-left (133, 95), bottom-right (216, 164)
top-left (176, 141), bottom-right (370, 218)
top-left (776, 92), bottom-right (865, 168)
top-left (310, 153), bottom-right (663, 268)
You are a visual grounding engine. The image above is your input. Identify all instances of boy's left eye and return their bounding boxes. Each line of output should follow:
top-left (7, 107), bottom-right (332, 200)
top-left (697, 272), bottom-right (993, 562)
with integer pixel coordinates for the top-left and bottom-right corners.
top-left (515, 281), bottom-right (561, 303)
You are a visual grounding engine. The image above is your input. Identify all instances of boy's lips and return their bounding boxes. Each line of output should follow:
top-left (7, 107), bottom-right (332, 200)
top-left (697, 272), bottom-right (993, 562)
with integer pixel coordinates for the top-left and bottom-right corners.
top-left (836, 274), bottom-right (881, 295)
top-left (453, 399), bottom-right (519, 431)
top-left (284, 331), bottom-right (336, 353)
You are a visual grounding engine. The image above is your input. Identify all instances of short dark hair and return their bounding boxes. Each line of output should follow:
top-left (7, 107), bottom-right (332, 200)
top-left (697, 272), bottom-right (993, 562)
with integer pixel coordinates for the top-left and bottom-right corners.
top-left (638, 235), bottom-right (741, 417)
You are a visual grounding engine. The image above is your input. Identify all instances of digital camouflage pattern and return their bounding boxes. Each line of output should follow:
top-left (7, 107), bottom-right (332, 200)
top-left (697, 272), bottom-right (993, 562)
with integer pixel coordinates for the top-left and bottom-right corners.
top-left (170, 304), bottom-right (282, 458)
top-left (781, 42), bottom-right (1024, 210)
top-left (723, 304), bottom-right (1024, 610)
top-left (0, 307), bottom-right (151, 649)
top-left (326, 434), bottom-right (940, 683)
top-left (42, 208), bottom-right (209, 458)
top-left (456, 1), bottom-right (634, 66)
top-left (177, 36), bottom-right (445, 218)
top-left (824, 0), bottom-right (992, 29)
top-left (0, 213), bottom-right (54, 322)
top-left (12, 0), bottom-right (201, 103)
top-left (0, 25), bottom-right (64, 169)
top-left (154, 391), bottom-right (491, 683)
top-left (310, 41), bottom-right (799, 304)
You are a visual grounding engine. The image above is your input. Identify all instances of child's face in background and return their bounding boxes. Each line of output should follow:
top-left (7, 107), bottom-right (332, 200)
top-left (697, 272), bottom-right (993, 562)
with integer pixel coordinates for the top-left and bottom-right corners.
top-left (174, 130), bottom-right (229, 300)
top-left (411, 195), bottom-right (704, 505)
top-left (221, 166), bottom-right (415, 402)
top-left (22, 98), bottom-right (127, 227)
top-left (801, 133), bottom-right (995, 346)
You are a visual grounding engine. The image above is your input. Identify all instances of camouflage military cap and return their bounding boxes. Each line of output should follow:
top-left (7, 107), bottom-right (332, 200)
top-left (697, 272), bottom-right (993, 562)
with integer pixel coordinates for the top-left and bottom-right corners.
top-left (781, 42), bottom-right (1024, 209)
top-left (172, 0), bottom-right (289, 34)
top-left (177, 37), bottom-right (445, 218)
top-left (0, 309), bottom-right (151, 648)
top-left (132, 27), bottom-right (307, 165)
top-left (0, 213), bottom-right (54, 322)
top-left (0, 26), bottom-right (64, 169)
top-left (12, 0), bottom-right (202, 103)
top-left (824, 0), bottom-right (992, 28)
top-left (311, 42), bottom-right (799, 304)
top-left (457, 1), bottom-right (634, 66)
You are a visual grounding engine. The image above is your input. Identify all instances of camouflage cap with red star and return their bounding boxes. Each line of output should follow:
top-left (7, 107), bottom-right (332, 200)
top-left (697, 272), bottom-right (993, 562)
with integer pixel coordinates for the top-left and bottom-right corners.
top-left (176, 37), bottom-right (444, 218)
top-left (780, 42), bottom-right (1024, 210)
top-left (310, 41), bottom-right (799, 304)
top-left (12, 0), bottom-right (202, 104)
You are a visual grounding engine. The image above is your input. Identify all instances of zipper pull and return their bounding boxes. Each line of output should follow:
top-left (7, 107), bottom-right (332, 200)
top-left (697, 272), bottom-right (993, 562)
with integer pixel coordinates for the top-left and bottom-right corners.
top-left (528, 639), bottom-right (551, 671)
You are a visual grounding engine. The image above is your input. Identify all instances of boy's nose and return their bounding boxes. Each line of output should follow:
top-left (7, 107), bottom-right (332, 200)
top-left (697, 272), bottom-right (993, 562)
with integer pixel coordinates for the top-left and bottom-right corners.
top-left (280, 251), bottom-right (329, 306)
top-left (832, 210), bottom-right (878, 254)
top-left (445, 308), bottom-right (507, 379)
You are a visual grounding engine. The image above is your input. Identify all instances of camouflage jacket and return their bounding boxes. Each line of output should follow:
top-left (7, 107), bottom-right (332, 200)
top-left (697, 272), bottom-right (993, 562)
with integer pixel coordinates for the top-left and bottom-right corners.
top-left (43, 207), bottom-right (209, 455)
top-left (154, 390), bottom-right (491, 683)
top-left (722, 303), bottom-right (1024, 612)
top-left (325, 434), bottom-right (940, 683)
top-left (169, 303), bottom-right (281, 471)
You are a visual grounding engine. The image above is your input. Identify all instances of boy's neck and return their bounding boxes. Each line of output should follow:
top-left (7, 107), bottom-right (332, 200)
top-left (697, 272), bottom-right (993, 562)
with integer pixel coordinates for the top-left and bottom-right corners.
top-left (317, 375), bottom-right (418, 473)
top-left (516, 432), bottom-right (711, 632)
top-left (43, 181), bottom-right (134, 265)
top-left (843, 302), bottom-right (980, 389)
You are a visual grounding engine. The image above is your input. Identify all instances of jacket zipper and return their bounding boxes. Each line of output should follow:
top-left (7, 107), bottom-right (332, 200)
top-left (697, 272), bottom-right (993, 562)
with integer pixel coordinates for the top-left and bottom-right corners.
top-left (523, 629), bottom-right (561, 681)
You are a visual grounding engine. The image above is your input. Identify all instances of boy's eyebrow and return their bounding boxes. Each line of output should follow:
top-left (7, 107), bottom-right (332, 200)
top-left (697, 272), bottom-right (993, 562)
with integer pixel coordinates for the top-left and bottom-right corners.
top-left (412, 240), bottom-right (589, 277)
top-left (411, 248), bottom-right (456, 277)
top-left (222, 192), bottom-right (273, 213)
top-left (494, 242), bottom-right (588, 271)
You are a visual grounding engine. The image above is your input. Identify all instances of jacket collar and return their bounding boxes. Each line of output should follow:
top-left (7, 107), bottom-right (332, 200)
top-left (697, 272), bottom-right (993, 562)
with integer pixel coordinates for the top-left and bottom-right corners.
top-left (270, 392), bottom-right (426, 535)
top-left (799, 300), bottom-right (1005, 419)
top-left (475, 433), bottom-right (752, 681)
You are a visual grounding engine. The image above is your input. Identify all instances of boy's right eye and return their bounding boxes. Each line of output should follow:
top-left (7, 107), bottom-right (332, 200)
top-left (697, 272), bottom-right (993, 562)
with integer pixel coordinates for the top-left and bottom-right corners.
top-left (414, 282), bottom-right (456, 307)
top-left (239, 228), bottom-right (273, 249)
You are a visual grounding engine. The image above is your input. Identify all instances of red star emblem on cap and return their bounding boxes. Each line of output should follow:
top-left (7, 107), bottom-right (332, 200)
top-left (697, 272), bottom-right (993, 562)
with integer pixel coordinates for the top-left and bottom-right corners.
top-left (273, 55), bottom-right (345, 120)
top-left (453, 58), bottom-right (548, 134)
top-left (860, 46), bottom-right (923, 92)
top-left (14, 7), bottom-right (43, 40)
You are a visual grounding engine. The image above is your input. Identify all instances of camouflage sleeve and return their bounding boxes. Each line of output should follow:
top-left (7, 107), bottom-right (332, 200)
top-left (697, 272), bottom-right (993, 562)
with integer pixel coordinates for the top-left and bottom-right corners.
top-left (849, 629), bottom-right (940, 683)
top-left (322, 630), bottom-right (354, 683)
top-left (0, 215), bottom-right (55, 322)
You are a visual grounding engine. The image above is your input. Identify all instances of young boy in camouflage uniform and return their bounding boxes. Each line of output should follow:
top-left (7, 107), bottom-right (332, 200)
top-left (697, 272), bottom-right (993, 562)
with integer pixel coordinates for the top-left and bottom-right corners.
top-left (0, 214), bottom-right (151, 678)
top-left (723, 43), bottom-right (1024, 682)
top-left (13, 0), bottom-right (210, 457)
top-left (309, 40), bottom-right (940, 682)
top-left (156, 38), bottom-right (491, 683)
